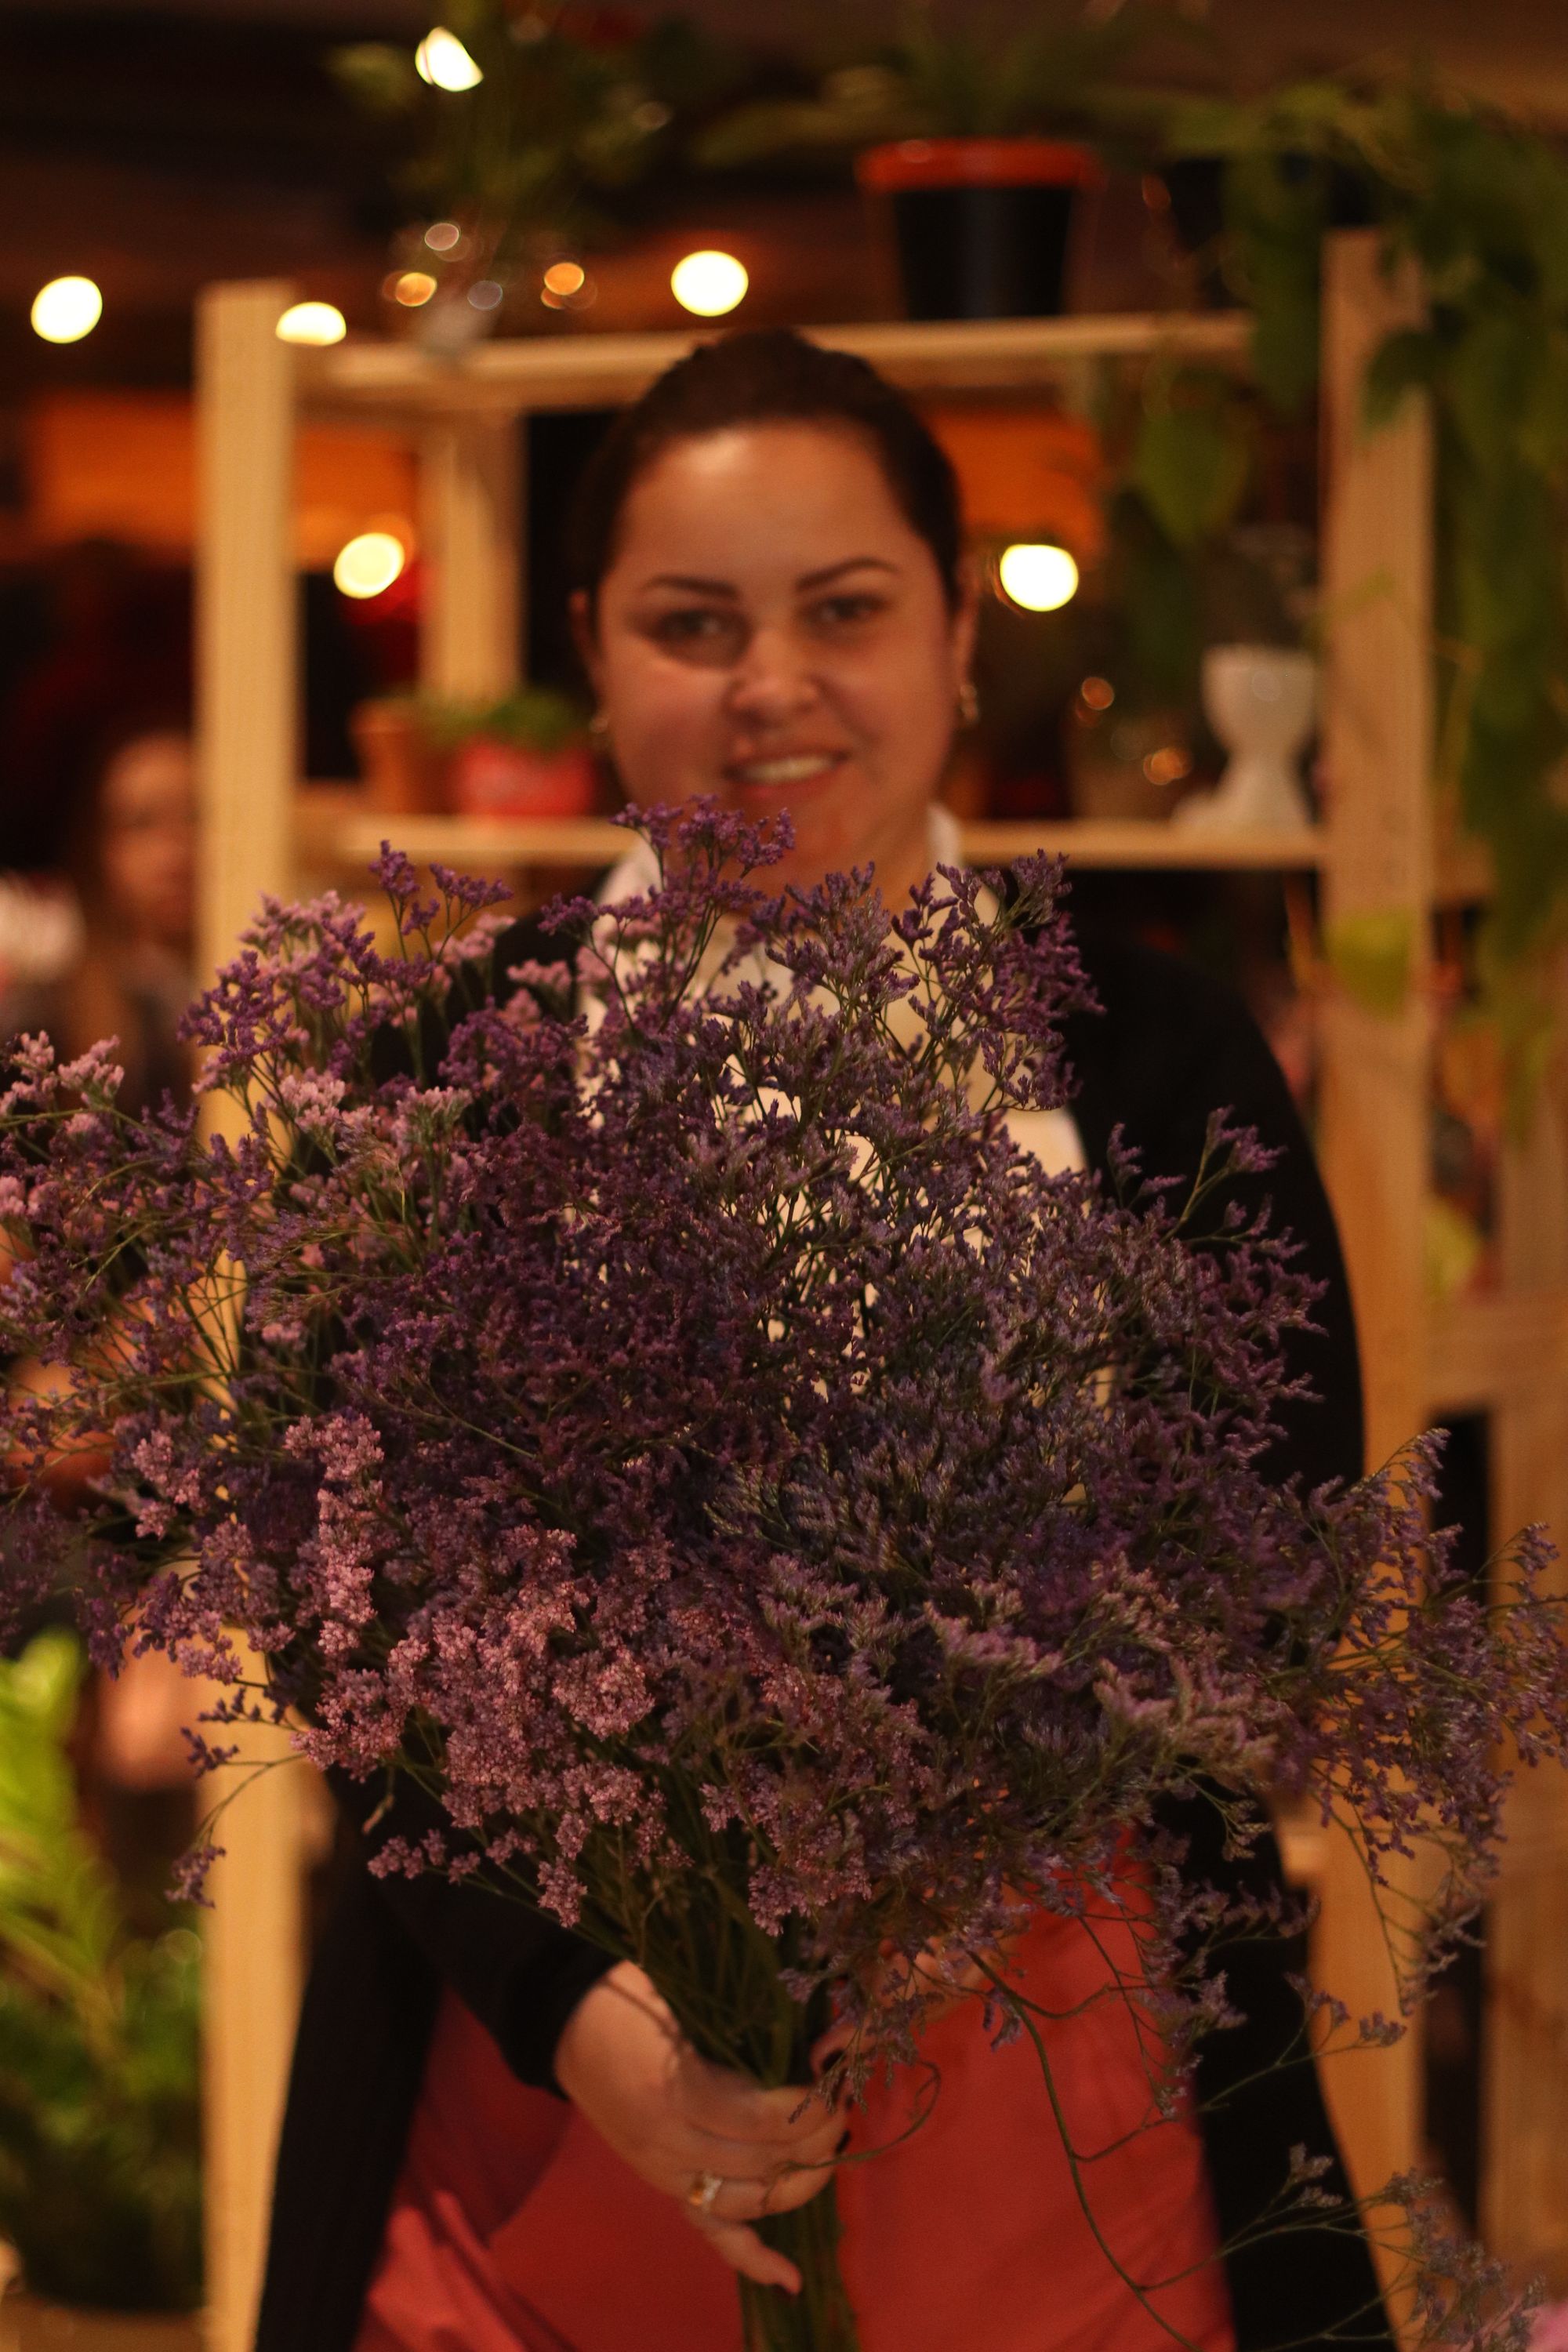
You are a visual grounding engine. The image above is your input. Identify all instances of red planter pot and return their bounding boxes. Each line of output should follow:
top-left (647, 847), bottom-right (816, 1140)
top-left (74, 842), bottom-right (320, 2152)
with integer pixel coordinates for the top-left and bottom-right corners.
top-left (447, 739), bottom-right (597, 821)
top-left (856, 138), bottom-right (1101, 321)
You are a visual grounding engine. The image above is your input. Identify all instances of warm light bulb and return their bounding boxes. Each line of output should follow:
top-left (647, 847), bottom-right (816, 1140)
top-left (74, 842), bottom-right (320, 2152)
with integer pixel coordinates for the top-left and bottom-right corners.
top-left (997, 543), bottom-right (1080, 613)
top-left (333, 532), bottom-right (407, 600)
top-left (391, 271), bottom-right (437, 308)
top-left (277, 301), bottom-right (347, 348)
top-left (31, 276), bottom-right (103, 345)
top-left (415, 27), bottom-right (484, 89)
top-left (543, 260), bottom-right (586, 297)
top-left (670, 250), bottom-right (748, 318)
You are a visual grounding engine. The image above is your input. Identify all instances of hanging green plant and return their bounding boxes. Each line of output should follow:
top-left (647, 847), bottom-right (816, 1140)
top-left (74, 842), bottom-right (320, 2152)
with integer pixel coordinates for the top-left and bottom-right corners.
top-left (1154, 78), bottom-right (1568, 1058)
top-left (332, 2), bottom-right (737, 317)
top-left (692, 0), bottom-right (1193, 169)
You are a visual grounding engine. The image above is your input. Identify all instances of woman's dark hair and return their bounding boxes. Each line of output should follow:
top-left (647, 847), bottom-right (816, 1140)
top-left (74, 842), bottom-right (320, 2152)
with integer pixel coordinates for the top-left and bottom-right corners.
top-left (568, 328), bottom-right (965, 617)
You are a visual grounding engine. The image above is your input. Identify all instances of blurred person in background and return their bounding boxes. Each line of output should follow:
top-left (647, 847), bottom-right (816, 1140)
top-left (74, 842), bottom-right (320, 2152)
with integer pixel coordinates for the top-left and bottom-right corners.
top-left (1, 714), bottom-right (196, 1114)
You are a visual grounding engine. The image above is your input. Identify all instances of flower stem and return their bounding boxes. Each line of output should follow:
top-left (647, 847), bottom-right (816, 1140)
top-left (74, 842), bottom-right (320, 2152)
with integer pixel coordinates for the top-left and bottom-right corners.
top-left (739, 2180), bottom-right (860, 2351)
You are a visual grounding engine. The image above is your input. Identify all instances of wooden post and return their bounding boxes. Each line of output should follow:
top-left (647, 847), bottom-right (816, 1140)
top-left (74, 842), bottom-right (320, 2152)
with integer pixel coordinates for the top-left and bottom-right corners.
top-left (418, 416), bottom-right (523, 698)
top-left (1482, 960), bottom-right (1568, 2290)
top-left (194, 280), bottom-right (311, 2352)
top-left (1316, 231), bottom-right (1434, 2217)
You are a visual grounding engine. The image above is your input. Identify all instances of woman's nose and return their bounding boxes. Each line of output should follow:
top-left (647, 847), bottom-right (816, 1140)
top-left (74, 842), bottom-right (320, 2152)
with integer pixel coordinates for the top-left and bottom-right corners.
top-left (724, 629), bottom-right (818, 728)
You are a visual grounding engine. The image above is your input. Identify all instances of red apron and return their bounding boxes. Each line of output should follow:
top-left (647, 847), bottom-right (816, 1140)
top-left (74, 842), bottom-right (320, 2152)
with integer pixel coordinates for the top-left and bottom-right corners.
top-left (355, 1893), bottom-right (1236, 2352)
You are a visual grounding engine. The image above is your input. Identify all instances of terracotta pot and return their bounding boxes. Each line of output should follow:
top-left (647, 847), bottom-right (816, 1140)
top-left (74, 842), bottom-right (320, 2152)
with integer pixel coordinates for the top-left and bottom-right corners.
top-left (350, 701), bottom-right (442, 818)
top-left (2, 2299), bottom-right (201, 2352)
top-left (446, 739), bottom-right (597, 821)
top-left (856, 137), bottom-right (1100, 321)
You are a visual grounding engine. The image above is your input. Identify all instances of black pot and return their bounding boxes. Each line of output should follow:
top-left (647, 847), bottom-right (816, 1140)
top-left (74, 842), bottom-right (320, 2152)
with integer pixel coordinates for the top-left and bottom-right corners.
top-left (858, 139), bottom-right (1099, 322)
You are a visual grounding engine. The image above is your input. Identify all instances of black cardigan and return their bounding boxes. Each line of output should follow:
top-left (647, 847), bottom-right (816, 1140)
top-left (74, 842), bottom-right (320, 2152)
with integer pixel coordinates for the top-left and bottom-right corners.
top-left (256, 924), bottom-right (1392, 2352)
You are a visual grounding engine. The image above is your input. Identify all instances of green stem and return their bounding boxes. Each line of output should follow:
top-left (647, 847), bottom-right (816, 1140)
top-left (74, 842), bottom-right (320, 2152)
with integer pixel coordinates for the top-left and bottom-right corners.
top-left (740, 2181), bottom-right (859, 2352)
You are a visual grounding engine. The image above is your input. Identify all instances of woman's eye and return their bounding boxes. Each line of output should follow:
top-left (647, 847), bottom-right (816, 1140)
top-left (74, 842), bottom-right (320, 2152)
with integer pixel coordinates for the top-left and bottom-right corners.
top-left (807, 593), bottom-right (887, 630)
top-left (646, 607), bottom-right (746, 660)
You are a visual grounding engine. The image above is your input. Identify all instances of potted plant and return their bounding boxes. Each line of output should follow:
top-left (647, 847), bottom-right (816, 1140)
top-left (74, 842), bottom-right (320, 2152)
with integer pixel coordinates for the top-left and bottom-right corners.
top-left (332, 1), bottom-right (734, 341)
top-left (1149, 76), bottom-right (1568, 1073)
top-left (696, 4), bottom-right (1188, 320)
top-left (354, 688), bottom-right (600, 820)
top-left (0, 1633), bottom-right (202, 2350)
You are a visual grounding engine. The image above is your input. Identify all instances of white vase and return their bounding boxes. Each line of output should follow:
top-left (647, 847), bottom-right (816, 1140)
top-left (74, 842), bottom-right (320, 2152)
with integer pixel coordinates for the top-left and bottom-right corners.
top-left (1174, 645), bottom-right (1317, 833)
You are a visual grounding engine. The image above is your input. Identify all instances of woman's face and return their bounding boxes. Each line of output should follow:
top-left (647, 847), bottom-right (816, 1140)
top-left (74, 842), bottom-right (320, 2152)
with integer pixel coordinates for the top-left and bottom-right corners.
top-left (97, 731), bottom-right (196, 957)
top-left (579, 423), bottom-right (976, 900)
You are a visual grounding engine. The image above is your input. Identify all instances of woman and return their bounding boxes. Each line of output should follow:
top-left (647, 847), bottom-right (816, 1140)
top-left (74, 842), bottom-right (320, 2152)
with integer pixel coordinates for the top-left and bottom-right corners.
top-left (0, 717), bottom-right (195, 1116)
top-left (259, 332), bottom-right (1389, 2352)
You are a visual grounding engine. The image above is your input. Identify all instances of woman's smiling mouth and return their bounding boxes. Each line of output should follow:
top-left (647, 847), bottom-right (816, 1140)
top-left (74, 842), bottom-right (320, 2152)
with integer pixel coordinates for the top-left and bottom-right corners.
top-left (724, 751), bottom-right (848, 789)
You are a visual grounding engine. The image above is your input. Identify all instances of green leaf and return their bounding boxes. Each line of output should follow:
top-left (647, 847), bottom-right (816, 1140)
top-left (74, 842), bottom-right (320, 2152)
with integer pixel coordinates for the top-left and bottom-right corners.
top-left (1325, 910), bottom-right (1415, 1017)
top-left (328, 42), bottom-right (423, 117)
top-left (1131, 394), bottom-right (1253, 550)
top-left (1364, 328), bottom-right (1439, 428)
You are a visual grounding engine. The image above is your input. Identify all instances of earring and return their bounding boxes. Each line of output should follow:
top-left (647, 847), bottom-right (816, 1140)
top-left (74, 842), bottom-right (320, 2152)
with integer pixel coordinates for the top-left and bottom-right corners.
top-left (956, 679), bottom-right (980, 728)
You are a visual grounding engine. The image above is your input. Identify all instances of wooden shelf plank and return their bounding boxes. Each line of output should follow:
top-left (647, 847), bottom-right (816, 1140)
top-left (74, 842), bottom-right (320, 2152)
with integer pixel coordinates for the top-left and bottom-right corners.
top-left (296, 801), bottom-right (1327, 876)
top-left (962, 820), bottom-right (1325, 870)
top-left (1426, 1287), bottom-right (1568, 1414)
top-left (296, 311), bottom-right (1254, 419)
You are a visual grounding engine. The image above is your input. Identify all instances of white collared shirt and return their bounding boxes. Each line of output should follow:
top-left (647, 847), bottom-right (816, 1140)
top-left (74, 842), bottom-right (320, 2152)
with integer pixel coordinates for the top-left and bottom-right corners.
top-left (592, 805), bottom-right (1087, 1181)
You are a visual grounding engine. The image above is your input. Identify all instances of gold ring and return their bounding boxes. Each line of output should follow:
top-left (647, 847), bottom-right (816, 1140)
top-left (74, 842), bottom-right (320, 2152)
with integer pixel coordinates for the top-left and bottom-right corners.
top-left (688, 2169), bottom-right (724, 2216)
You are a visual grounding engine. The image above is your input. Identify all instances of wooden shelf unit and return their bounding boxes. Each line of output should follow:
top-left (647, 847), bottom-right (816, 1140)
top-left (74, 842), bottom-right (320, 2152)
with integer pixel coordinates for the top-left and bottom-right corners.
top-left (294, 307), bottom-right (1254, 420)
top-left (195, 262), bottom-right (1568, 2348)
top-left (294, 799), bottom-right (1330, 877)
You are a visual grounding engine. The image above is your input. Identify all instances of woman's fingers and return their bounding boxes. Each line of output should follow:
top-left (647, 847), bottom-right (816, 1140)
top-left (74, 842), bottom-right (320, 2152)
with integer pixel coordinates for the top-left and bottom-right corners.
top-left (688, 2211), bottom-right (802, 2296)
top-left (695, 2147), bottom-right (838, 2226)
top-left (681, 2051), bottom-right (840, 2156)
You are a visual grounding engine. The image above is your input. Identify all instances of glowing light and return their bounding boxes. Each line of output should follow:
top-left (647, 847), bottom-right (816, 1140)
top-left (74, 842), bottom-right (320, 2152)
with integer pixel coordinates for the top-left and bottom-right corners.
top-left (1142, 744), bottom-right (1192, 786)
top-left (415, 27), bottom-right (483, 90)
top-left (997, 543), bottom-right (1080, 613)
top-left (391, 271), bottom-right (437, 308)
top-left (425, 221), bottom-right (463, 252)
top-left (1080, 674), bottom-right (1114, 712)
top-left (333, 532), bottom-right (407, 600)
top-left (31, 276), bottom-right (102, 345)
top-left (543, 260), bottom-right (586, 296)
top-left (277, 300), bottom-right (347, 347)
top-left (670, 250), bottom-right (748, 318)
top-left (467, 280), bottom-right (504, 310)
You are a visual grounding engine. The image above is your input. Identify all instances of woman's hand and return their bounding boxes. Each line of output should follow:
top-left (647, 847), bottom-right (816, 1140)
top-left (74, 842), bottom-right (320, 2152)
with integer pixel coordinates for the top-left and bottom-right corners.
top-left (554, 1962), bottom-right (844, 2294)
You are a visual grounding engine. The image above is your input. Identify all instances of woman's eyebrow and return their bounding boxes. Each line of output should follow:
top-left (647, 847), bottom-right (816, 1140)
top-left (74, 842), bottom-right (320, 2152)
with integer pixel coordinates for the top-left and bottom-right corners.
top-left (639, 573), bottom-right (740, 597)
top-left (795, 557), bottom-right (899, 590)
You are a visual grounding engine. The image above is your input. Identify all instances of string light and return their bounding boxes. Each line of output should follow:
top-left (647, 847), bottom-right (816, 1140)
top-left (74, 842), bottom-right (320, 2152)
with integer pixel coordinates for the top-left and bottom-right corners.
top-left (670, 251), bottom-right (748, 318)
top-left (415, 27), bottom-right (483, 89)
top-left (333, 532), bottom-right (407, 601)
top-left (31, 277), bottom-right (102, 344)
top-left (543, 260), bottom-right (586, 297)
top-left (997, 543), bottom-right (1080, 613)
top-left (390, 271), bottom-right (437, 308)
top-left (276, 301), bottom-right (347, 347)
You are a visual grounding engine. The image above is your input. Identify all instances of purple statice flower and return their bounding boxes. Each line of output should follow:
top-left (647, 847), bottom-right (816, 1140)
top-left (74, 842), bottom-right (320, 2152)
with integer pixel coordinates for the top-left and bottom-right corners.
top-left (0, 803), bottom-right (1560, 2350)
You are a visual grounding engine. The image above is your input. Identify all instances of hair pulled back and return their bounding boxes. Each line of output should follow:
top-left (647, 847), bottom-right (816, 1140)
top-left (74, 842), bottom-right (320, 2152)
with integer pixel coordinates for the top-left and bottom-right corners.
top-left (569, 328), bottom-right (965, 617)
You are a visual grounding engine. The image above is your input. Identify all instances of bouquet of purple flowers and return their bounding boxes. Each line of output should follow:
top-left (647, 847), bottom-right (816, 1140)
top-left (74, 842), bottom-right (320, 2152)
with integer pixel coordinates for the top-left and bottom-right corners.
top-left (0, 804), bottom-right (1561, 2348)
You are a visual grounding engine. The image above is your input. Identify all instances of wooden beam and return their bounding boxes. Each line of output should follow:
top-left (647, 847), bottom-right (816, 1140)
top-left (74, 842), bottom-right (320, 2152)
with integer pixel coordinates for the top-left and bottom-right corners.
top-left (194, 280), bottom-right (311, 2352)
top-left (297, 310), bottom-right (1254, 421)
top-left (1425, 1289), bottom-right (1568, 1414)
top-left (1313, 230), bottom-right (1435, 2228)
top-left (419, 416), bottom-right (521, 699)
